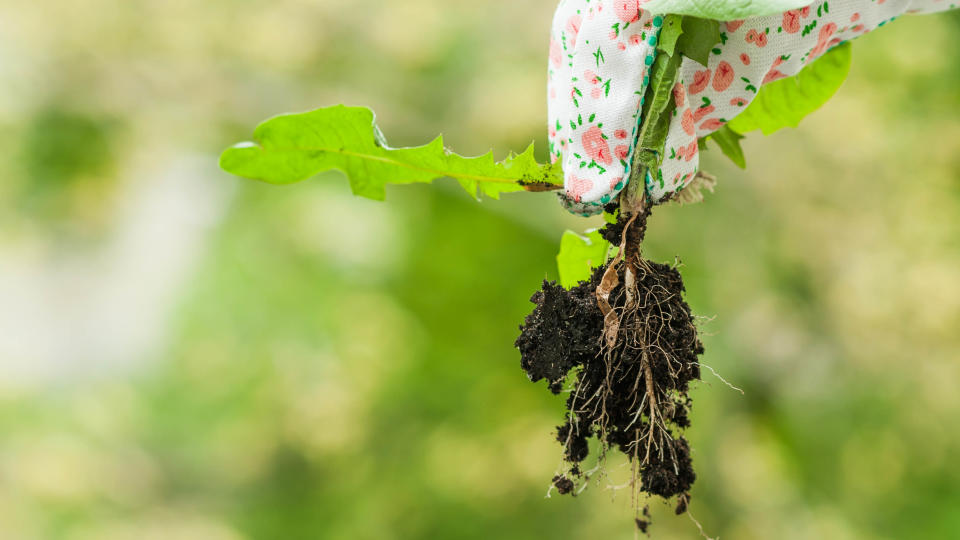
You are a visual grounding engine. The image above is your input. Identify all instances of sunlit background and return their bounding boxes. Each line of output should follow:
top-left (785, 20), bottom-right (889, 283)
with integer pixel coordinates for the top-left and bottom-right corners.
top-left (1, 1), bottom-right (958, 538)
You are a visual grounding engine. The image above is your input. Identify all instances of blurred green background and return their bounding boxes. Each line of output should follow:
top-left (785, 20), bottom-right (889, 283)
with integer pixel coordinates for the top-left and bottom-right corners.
top-left (1, 2), bottom-right (959, 539)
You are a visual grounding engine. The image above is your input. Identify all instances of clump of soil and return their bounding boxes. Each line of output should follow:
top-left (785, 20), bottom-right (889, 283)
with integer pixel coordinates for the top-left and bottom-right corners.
top-left (516, 276), bottom-right (603, 395)
top-left (552, 474), bottom-right (575, 494)
top-left (516, 207), bottom-right (703, 527)
top-left (636, 506), bottom-right (651, 533)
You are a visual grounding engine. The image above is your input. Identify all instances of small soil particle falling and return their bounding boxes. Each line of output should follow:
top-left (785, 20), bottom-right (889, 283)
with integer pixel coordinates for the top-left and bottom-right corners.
top-left (516, 207), bottom-right (703, 529)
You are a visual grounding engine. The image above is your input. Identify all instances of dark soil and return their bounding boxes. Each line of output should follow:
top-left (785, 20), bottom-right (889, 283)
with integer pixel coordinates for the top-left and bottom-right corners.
top-left (552, 474), bottom-right (575, 495)
top-left (516, 209), bottom-right (703, 526)
top-left (516, 277), bottom-right (603, 392)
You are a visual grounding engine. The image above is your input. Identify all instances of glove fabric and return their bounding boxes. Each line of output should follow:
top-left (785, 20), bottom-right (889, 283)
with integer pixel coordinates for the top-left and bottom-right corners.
top-left (547, 0), bottom-right (956, 214)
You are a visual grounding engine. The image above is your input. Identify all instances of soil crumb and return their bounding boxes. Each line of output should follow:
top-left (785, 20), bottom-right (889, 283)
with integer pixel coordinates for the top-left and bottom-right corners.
top-left (552, 475), bottom-right (575, 495)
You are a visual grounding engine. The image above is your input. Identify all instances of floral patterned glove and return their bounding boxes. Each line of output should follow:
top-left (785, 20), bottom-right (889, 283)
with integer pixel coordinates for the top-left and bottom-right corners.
top-left (547, 0), bottom-right (957, 215)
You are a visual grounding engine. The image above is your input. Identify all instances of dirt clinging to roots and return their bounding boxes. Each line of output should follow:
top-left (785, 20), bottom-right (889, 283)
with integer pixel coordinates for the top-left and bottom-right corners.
top-left (515, 208), bottom-right (703, 525)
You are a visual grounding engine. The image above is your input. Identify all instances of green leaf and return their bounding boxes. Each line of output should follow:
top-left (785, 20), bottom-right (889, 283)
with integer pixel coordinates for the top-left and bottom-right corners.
top-left (630, 50), bottom-right (683, 187)
top-left (676, 17), bottom-right (721, 67)
top-left (220, 105), bottom-right (561, 201)
top-left (703, 126), bottom-right (746, 168)
top-left (728, 43), bottom-right (853, 136)
top-left (658, 15), bottom-right (685, 56)
top-left (643, 0), bottom-right (813, 20)
top-left (557, 229), bottom-right (610, 289)
top-left (647, 53), bottom-right (683, 121)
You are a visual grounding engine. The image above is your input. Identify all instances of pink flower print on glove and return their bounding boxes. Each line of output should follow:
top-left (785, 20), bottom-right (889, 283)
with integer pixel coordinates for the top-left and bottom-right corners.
top-left (745, 28), bottom-right (768, 47)
top-left (615, 145), bottom-right (630, 160)
top-left (582, 126), bottom-right (613, 166)
top-left (712, 61), bottom-right (734, 92)
top-left (566, 15), bottom-right (582, 47)
top-left (614, 0), bottom-right (641, 23)
top-left (566, 174), bottom-right (594, 203)
top-left (808, 23), bottom-right (839, 61)
top-left (688, 70), bottom-right (711, 94)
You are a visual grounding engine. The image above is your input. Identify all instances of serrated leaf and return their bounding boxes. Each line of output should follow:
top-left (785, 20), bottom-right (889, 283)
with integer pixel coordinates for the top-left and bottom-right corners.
top-left (728, 43), bottom-right (852, 136)
top-left (220, 105), bottom-right (561, 201)
top-left (676, 17), bottom-right (721, 67)
top-left (557, 229), bottom-right (610, 289)
top-left (643, 0), bottom-right (813, 20)
top-left (703, 126), bottom-right (746, 168)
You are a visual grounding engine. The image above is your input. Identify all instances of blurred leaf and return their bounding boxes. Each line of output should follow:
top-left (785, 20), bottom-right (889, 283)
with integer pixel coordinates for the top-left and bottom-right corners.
top-left (220, 105), bottom-right (560, 201)
top-left (703, 126), bottom-right (746, 168)
top-left (729, 43), bottom-right (853, 136)
top-left (677, 17), bottom-right (721, 66)
top-left (557, 229), bottom-right (610, 288)
top-left (22, 107), bottom-right (114, 187)
top-left (644, 0), bottom-right (812, 20)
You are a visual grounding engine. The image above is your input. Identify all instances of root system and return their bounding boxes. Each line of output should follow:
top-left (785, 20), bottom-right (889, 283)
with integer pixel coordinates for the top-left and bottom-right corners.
top-left (516, 207), bottom-right (704, 529)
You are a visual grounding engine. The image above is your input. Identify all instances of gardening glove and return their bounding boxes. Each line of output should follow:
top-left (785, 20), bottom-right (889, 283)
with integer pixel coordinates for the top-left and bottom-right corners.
top-left (547, 0), bottom-right (958, 215)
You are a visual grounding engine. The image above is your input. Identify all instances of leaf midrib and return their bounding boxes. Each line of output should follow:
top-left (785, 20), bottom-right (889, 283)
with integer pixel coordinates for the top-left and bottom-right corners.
top-left (261, 144), bottom-right (539, 185)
